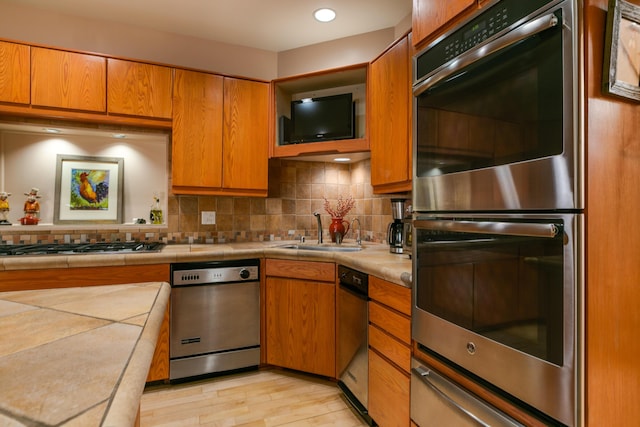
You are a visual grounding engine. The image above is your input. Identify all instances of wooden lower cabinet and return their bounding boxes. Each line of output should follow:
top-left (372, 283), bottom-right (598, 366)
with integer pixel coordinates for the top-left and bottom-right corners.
top-left (368, 275), bottom-right (412, 427)
top-left (369, 348), bottom-right (410, 427)
top-left (146, 300), bottom-right (170, 382)
top-left (265, 259), bottom-right (336, 377)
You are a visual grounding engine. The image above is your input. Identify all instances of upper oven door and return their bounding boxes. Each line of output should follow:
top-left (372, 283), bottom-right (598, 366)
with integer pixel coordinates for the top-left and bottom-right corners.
top-left (412, 0), bottom-right (581, 212)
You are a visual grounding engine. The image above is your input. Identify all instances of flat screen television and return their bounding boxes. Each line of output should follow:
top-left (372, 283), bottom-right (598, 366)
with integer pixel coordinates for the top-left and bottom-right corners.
top-left (289, 93), bottom-right (355, 143)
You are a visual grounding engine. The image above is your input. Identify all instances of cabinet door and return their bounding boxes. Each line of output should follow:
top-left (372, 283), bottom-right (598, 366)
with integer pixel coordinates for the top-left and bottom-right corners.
top-left (369, 35), bottom-right (411, 193)
top-left (0, 41), bottom-right (29, 105)
top-left (222, 77), bottom-right (269, 192)
top-left (265, 276), bottom-right (335, 377)
top-left (31, 47), bottom-right (106, 112)
top-left (412, 0), bottom-right (476, 47)
top-left (369, 349), bottom-right (410, 427)
top-left (172, 69), bottom-right (224, 189)
top-left (107, 59), bottom-right (172, 119)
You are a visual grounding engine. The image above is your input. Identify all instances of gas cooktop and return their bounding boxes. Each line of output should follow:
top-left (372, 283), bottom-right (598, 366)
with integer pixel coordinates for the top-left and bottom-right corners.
top-left (0, 241), bottom-right (165, 256)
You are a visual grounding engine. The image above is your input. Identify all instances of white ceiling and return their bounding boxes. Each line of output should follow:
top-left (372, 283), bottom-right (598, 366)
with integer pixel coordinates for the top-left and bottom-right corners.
top-left (2, 0), bottom-right (412, 52)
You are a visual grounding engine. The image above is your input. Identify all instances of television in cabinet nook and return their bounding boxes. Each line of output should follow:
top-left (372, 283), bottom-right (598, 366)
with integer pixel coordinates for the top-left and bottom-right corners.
top-left (288, 93), bottom-right (355, 144)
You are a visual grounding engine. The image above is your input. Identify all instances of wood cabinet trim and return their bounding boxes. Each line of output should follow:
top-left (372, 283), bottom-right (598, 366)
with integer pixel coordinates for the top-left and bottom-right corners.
top-left (369, 300), bottom-right (411, 345)
top-left (369, 323), bottom-right (411, 373)
top-left (0, 264), bottom-right (170, 292)
top-left (369, 275), bottom-right (412, 316)
top-left (265, 259), bottom-right (335, 282)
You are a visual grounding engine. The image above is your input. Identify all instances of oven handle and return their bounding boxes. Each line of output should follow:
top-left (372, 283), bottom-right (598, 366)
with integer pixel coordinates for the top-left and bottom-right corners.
top-left (413, 365), bottom-right (491, 426)
top-left (413, 219), bottom-right (559, 238)
top-left (414, 12), bottom-right (559, 96)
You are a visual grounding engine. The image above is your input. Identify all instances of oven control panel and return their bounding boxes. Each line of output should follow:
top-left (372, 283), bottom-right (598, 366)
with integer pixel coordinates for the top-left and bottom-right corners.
top-left (415, 0), bottom-right (560, 81)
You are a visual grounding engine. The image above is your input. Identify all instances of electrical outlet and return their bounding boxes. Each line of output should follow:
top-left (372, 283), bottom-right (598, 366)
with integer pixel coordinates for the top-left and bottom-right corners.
top-left (201, 211), bottom-right (216, 225)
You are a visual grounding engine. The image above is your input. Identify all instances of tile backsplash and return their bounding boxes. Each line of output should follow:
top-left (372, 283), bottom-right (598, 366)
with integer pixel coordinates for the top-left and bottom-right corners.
top-left (1, 158), bottom-right (410, 245)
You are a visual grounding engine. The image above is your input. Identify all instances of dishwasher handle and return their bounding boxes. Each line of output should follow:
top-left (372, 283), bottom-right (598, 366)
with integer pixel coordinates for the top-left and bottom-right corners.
top-left (412, 363), bottom-right (525, 427)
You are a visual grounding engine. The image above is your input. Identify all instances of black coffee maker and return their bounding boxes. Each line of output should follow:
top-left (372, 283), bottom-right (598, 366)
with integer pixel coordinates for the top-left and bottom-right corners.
top-left (387, 198), bottom-right (405, 254)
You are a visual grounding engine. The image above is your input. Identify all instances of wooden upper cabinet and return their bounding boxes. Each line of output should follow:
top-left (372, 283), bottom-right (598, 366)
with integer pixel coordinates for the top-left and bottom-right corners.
top-left (171, 74), bottom-right (269, 196)
top-left (222, 77), bottom-right (269, 192)
top-left (369, 35), bottom-right (412, 193)
top-left (0, 41), bottom-right (30, 105)
top-left (31, 47), bottom-right (106, 112)
top-left (172, 69), bottom-right (224, 189)
top-left (107, 58), bottom-right (172, 119)
top-left (412, 0), bottom-right (476, 47)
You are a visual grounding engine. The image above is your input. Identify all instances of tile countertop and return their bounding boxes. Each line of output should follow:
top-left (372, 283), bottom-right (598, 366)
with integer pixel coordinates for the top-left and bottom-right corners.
top-left (0, 241), bottom-right (413, 287)
top-left (0, 282), bottom-right (170, 427)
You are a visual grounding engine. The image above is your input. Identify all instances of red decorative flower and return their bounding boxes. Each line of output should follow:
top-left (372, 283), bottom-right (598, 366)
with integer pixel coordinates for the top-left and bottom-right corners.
top-left (323, 195), bottom-right (355, 218)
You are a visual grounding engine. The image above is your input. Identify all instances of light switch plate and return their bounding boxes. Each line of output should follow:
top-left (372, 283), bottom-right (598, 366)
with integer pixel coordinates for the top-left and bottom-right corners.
top-left (201, 211), bottom-right (216, 225)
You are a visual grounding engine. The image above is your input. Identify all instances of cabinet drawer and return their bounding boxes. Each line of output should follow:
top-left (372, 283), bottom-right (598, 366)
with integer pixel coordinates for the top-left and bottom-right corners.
top-left (369, 300), bottom-right (411, 345)
top-left (369, 275), bottom-right (411, 316)
top-left (265, 259), bottom-right (335, 282)
top-left (369, 323), bottom-right (411, 373)
top-left (369, 348), bottom-right (410, 427)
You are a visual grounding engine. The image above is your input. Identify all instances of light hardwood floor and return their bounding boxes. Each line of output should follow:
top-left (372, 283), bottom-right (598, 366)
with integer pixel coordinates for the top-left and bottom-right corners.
top-left (140, 368), bottom-right (369, 427)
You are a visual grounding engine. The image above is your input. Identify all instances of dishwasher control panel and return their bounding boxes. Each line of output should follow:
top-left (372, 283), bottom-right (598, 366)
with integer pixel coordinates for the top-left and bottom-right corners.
top-left (171, 259), bottom-right (260, 286)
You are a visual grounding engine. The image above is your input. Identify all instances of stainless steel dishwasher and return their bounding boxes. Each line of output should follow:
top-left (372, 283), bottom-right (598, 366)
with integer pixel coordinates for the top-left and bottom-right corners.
top-left (337, 265), bottom-right (373, 425)
top-left (169, 259), bottom-right (260, 381)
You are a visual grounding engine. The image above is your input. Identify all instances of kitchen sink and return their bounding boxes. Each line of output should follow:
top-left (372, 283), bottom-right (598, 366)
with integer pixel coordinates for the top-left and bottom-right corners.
top-left (276, 243), bottom-right (364, 252)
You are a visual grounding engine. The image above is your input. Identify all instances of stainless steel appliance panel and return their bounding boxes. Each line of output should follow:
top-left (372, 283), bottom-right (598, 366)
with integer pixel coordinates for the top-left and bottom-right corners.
top-left (170, 281), bottom-right (260, 358)
top-left (412, 0), bottom-right (581, 212)
top-left (170, 259), bottom-right (261, 381)
top-left (336, 265), bottom-right (372, 424)
top-left (411, 359), bottom-right (524, 427)
top-left (412, 213), bottom-right (583, 426)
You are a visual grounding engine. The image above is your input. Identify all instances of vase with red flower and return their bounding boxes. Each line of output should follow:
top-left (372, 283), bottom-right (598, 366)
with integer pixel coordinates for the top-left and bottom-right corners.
top-left (323, 195), bottom-right (355, 243)
top-left (329, 217), bottom-right (350, 243)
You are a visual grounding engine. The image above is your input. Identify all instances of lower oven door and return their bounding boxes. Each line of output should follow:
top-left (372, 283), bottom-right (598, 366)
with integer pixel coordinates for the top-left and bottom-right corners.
top-left (411, 359), bottom-right (524, 427)
top-left (412, 213), bottom-right (583, 426)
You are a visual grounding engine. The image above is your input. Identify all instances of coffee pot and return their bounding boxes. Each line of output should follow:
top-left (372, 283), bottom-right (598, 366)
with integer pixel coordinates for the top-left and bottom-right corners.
top-left (387, 198), bottom-right (406, 254)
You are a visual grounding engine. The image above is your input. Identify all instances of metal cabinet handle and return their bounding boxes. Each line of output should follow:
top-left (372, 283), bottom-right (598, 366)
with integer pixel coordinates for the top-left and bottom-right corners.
top-left (414, 12), bottom-right (560, 96)
top-left (412, 365), bottom-right (524, 427)
top-left (413, 219), bottom-right (560, 238)
top-left (412, 366), bottom-right (492, 427)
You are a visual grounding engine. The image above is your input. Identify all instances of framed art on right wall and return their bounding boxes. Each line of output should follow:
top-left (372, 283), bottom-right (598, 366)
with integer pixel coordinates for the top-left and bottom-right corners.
top-left (603, 0), bottom-right (640, 102)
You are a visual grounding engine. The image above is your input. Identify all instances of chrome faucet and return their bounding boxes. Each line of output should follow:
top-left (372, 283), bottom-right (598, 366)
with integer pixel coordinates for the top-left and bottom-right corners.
top-left (313, 212), bottom-right (323, 244)
top-left (351, 217), bottom-right (362, 246)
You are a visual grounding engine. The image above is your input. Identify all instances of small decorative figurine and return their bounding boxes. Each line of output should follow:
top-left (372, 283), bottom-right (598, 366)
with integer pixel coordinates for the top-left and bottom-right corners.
top-left (0, 191), bottom-right (11, 225)
top-left (150, 195), bottom-right (163, 225)
top-left (21, 187), bottom-right (41, 225)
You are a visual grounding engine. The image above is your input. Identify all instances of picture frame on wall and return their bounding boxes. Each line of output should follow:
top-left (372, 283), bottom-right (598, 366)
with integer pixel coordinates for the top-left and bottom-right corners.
top-left (54, 154), bottom-right (124, 224)
top-left (603, 0), bottom-right (640, 102)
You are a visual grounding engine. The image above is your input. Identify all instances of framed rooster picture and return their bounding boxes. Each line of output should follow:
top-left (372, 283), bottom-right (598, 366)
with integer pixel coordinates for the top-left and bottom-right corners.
top-left (54, 155), bottom-right (124, 224)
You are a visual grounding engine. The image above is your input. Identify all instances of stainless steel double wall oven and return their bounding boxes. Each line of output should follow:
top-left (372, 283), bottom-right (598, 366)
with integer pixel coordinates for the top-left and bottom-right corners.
top-left (411, 0), bottom-right (583, 426)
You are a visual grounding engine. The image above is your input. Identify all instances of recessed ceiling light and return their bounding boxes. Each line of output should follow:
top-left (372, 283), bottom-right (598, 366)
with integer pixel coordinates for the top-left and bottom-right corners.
top-left (112, 133), bottom-right (127, 139)
top-left (333, 157), bottom-right (351, 162)
top-left (43, 128), bottom-right (61, 134)
top-left (314, 8), bottom-right (336, 23)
